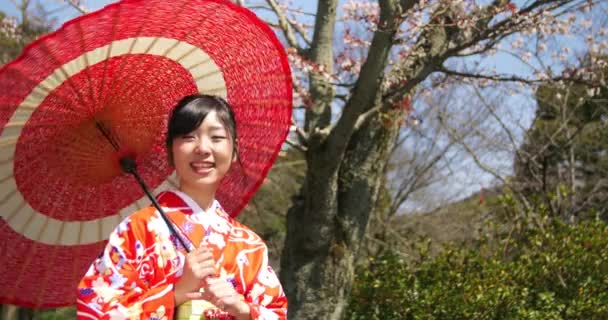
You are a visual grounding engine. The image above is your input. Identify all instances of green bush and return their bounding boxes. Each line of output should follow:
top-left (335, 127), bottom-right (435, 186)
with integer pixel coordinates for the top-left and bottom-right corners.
top-left (347, 218), bottom-right (608, 320)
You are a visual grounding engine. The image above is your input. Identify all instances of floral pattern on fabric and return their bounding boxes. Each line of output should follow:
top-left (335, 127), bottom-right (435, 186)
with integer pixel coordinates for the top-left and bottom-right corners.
top-left (77, 191), bottom-right (287, 320)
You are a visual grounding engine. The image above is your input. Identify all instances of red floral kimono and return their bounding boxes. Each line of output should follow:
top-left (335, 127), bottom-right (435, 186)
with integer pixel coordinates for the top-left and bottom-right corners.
top-left (77, 190), bottom-right (287, 320)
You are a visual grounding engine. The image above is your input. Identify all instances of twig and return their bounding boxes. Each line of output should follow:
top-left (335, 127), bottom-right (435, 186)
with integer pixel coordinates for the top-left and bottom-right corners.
top-left (285, 138), bottom-right (307, 152)
top-left (265, 0), bottom-right (307, 53)
top-left (62, 0), bottom-right (88, 14)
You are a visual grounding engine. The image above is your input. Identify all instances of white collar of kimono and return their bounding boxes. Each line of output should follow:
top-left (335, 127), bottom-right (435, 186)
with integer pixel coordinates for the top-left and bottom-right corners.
top-left (170, 190), bottom-right (221, 216)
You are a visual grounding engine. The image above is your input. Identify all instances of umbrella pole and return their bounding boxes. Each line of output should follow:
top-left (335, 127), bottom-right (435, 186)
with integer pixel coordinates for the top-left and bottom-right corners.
top-left (119, 157), bottom-right (192, 253)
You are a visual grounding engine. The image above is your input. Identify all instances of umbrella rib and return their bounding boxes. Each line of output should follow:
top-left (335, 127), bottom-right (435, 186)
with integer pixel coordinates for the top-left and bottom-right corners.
top-left (181, 55), bottom-right (212, 70)
top-left (0, 156), bottom-right (13, 167)
top-left (16, 70), bottom-right (65, 109)
top-left (109, 0), bottom-right (219, 105)
top-left (112, 39), bottom-right (181, 102)
top-left (4, 118), bottom-right (82, 132)
top-left (13, 206), bottom-right (36, 236)
top-left (97, 3), bottom-right (121, 106)
top-left (174, 45), bottom-right (199, 65)
top-left (99, 1), bottom-right (156, 112)
top-left (6, 209), bottom-right (42, 304)
top-left (41, 35), bottom-right (93, 117)
top-left (76, 21), bottom-right (97, 116)
top-left (3, 197), bottom-right (26, 226)
top-left (34, 237), bottom-right (60, 307)
top-left (0, 137), bottom-right (18, 149)
top-left (98, 218), bottom-right (103, 245)
top-left (195, 84), bottom-right (225, 95)
top-left (113, 114), bottom-right (167, 124)
top-left (1, 190), bottom-right (20, 221)
top-left (109, 35), bottom-right (164, 98)
top-left (111, 3), bottom-right (200, 105)
top-left (55, 65), bottom-right (92, 117)
top-left (193, 68), bottom-right (223, 83)
top-left (0, 175), bottom-right (13, 185)
top-left (95, 121), bottom-right (120, 151)
top-left (17, 64), bottom-right (97, 119)
top-left (77, 218), bottom-right (84, 247)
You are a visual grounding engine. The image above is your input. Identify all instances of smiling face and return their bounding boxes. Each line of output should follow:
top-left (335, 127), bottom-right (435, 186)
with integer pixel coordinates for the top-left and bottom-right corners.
top-left (166, 95), bottom-right (239, 202)
top-left (171, 111), bottom-right (235, 193)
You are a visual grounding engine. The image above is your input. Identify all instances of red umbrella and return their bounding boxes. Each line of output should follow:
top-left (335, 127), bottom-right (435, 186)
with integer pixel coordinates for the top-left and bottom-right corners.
top-left (0, 0), bottom-right (292, 308)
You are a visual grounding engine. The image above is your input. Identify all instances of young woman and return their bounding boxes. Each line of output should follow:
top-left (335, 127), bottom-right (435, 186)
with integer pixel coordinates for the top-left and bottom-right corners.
top-left (77, 94), bottom-right (287, 320)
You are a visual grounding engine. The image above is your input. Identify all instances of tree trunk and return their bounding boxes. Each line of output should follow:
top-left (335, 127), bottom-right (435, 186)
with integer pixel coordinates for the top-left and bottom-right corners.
top-left (280, 110), bottom-right (400, 319)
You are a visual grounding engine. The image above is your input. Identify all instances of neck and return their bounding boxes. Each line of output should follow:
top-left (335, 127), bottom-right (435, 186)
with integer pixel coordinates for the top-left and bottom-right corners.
top-left (179, 183), bottom-right (217, 212)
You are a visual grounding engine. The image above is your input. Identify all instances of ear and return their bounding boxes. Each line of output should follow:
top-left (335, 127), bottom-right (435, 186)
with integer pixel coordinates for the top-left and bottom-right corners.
top-left (232, 139), bottom-right (239, 163)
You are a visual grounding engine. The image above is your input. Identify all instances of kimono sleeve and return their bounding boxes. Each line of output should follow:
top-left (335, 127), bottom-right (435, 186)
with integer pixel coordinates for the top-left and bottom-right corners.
top-left (244, 244), bottom-right (288, 320)
top-left (76, 213), bottom-right (176, 320)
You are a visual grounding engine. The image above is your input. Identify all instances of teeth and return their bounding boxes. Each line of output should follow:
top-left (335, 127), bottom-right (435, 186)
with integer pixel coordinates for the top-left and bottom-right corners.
top-left (191, 162), bottom-right (213, 169)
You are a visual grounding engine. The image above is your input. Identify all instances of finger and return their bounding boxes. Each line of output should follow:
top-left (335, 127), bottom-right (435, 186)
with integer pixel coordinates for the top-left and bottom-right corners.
top-left (205, 286), bottom-right (237, 300)
top-left (184, 291), bottom-right (206, 300)
top-left (194, 266), bottom-right (216, 279)
top-left (186, 254), bottom-right (206, 268)
top-left (205, 276), bottom-right (235, 288)
top-left (190, 259), bottom-right (216, 273)
top-left (216, 294), bottom-right (242, 310)
top-left (200, 259), bottom-right (216, 269)
top-left (203, 279), bottom-right (232, 292)
top-left (190, 251), bottom-right (215, 264)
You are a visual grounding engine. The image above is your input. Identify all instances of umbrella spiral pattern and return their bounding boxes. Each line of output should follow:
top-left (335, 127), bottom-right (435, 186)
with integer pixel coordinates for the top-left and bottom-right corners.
top-left (0, 0), bottom-right (292, 307)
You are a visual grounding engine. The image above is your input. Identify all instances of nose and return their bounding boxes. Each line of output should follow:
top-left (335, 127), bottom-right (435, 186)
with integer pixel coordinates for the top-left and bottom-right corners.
top-left (194, 137), bottom-right (212, 155)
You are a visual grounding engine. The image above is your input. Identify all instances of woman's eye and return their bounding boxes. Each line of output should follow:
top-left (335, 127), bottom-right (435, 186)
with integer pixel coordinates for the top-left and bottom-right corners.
top-left (212, 136), bottom-right (226, 141)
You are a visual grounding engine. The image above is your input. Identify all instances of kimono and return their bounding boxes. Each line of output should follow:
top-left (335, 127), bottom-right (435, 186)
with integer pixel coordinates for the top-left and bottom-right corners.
top-left (77, 190), bottom-right (287, 320)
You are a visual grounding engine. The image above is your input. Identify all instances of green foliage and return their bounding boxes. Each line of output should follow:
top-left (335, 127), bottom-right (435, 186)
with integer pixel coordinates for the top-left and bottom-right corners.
top-left (347, 214), bottom-right (608, 320)
top-left (36, 307), bottom-right (76, 320)
top-left (0, 8), bottom-right (54, 65)
top-left (237, 148), bottom-right (305, 264)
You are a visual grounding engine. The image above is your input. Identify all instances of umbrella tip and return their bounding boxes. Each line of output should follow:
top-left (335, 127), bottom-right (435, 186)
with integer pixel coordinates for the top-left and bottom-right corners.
top-left (120, 157), bottom-right (137, 174)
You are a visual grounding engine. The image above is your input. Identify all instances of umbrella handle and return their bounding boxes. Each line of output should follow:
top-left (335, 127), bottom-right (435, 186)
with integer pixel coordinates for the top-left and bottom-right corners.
top-left (120, 157), bottom-right (192, 253)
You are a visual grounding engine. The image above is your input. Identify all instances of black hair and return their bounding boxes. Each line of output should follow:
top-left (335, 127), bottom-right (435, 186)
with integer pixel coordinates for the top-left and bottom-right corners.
top-left (166, 94), bottom-right (238, 166)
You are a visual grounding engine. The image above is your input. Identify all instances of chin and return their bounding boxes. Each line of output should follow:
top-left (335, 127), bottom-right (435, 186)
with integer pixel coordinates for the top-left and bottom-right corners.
top-left (194, 178), bottom-right (222, 189)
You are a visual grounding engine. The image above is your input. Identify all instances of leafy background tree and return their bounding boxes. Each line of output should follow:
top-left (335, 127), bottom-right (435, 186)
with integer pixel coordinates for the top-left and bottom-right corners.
top-left (0, 0), bottom-right (54, 65)
top-left (514, 58), bottom-right (608, 220)
top-left (347, 211), bottom-right (608, 320)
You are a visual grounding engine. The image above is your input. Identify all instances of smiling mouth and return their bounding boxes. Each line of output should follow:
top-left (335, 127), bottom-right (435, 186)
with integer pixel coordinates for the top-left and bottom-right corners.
top-left (190, 162), bottom-right (214, 174)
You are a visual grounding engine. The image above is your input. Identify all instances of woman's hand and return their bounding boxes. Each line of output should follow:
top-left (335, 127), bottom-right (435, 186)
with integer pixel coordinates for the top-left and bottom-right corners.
top-left (174, 247), bottom-right (216, 306)
top-left (193, 277), bottom-right (251, 320)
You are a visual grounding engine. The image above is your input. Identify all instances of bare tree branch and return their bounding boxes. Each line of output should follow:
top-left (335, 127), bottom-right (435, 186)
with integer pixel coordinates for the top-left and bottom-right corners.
top-left (62, 0), bottom-right (88, 14)
top-left (285, 138), bottom-right (307, 153)
top-left (389, 141), bottom-right (455, 217)
top-left (265, 0), bottom-right (307, 54)
top-left (439, 113), bottom-right (507, 184)
top-left (471, 85), bottom-right (520, 153)
top-left (383, 0), bottom-right (588, 104)
top-left (353, 104), bottom-right (384, 131)
top-left (442, 67), bottom-right (544, 83)
top-left (291, 118), bottom-right (309, 145)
